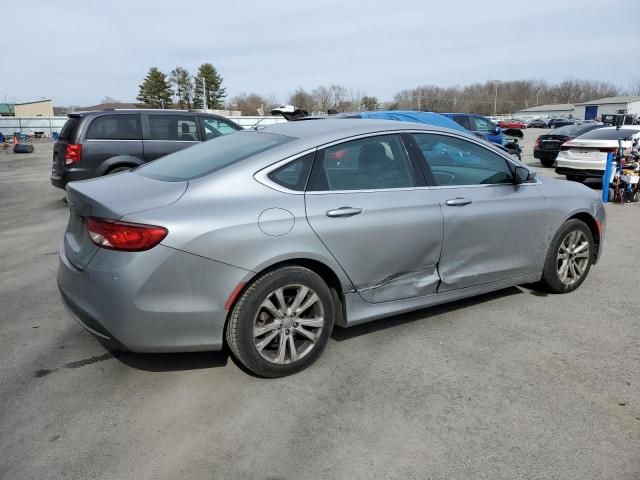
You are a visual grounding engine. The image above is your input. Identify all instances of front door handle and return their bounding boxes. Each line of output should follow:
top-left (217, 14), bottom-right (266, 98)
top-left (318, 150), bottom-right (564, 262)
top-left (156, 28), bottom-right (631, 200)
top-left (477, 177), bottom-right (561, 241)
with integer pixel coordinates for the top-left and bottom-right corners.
top-left (445, 197), bottom-right (473, 207)
top-left (326, 207), bottom-right (363, 218)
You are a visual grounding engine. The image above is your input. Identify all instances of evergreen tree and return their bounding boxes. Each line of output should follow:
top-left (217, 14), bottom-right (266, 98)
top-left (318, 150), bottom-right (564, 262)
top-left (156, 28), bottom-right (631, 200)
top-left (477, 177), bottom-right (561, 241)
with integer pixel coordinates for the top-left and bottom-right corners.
top-left (361, 96), bottom-right (379, 111)
top-left (136, 67), bottom-right (173, 108)
top-left (192, 63), bottom-right (226, 110)
top-left (169, 67), bottom-right (193, 109)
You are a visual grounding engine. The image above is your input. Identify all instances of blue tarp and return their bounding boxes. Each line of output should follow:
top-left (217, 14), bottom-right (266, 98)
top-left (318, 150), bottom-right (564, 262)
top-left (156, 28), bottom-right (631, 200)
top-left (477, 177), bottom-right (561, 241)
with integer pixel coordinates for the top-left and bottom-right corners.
top-left (357, 110), bottom-right (468, 133)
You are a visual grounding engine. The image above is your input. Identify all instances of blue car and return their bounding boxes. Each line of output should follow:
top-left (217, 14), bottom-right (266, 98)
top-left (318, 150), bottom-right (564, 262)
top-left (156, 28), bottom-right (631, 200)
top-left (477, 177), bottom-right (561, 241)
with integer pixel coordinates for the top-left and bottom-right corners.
top-left (442, 113), bottom-right (504, 145)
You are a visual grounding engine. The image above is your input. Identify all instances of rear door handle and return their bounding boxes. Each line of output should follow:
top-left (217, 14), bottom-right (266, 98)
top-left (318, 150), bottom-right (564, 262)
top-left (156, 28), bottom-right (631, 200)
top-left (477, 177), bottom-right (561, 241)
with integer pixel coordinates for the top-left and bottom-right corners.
top-left (326, 207), bottom-right (363, 218)
top-left (445, 197), bottom-right (473, 207)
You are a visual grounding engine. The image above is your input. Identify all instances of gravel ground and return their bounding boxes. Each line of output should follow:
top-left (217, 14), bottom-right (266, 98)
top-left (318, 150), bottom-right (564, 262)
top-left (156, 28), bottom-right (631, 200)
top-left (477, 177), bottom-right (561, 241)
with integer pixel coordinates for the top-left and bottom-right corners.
top-left (0, 133), bottom-right (638, 480)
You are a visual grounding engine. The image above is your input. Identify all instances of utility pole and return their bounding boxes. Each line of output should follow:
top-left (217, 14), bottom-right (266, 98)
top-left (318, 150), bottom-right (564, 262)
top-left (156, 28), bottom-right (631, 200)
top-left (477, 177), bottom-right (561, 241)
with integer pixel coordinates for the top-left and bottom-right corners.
top-left (199, 76), bottom-right (208, 111)
top-left (493, 80), bottom-right (500, 116)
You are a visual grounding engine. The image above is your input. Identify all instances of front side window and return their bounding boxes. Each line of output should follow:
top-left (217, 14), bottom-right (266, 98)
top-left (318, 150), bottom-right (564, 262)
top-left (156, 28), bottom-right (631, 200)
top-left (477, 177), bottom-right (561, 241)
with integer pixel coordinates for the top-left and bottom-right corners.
top-left (149, 115), bottom-right (200, 141)
top-left (136, 130), bottom-right (293, 181)
top-left (473, 116), bottom-right (496, 133)
top-left (203, 117), bottom-right (240, 139)
top-left (413, 133), bottom-right (513, 186)
top-left (315, 135), bottom-right (414, 191)
top-left (86, 114), bottom-right (141, 140)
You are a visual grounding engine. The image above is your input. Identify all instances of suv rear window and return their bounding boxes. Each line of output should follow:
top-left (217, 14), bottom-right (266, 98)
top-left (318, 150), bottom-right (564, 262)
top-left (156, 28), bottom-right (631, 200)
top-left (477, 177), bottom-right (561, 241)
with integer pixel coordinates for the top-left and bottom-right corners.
top-left (59, 117), bottom-right (80, 141)
top-left (86, 114), bottom-right (142, 140)
top-left (137, 130), bottom-right (293, 181)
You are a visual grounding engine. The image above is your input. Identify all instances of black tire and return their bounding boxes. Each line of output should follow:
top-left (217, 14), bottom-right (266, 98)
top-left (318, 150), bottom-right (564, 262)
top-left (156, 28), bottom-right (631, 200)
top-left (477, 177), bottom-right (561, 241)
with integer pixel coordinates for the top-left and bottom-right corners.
top-left (106, 166), bottom-right (132, 175)
top-left (225, 266), bottom-right (335, 378)
top-left (538, 219), bottom-right (594, 294)
top-left (608, 188), bottom-right (615, 202)
top-left (13, 143), bottom-right (34, 153)
top-left (540, 158), bottom-right (555, 168)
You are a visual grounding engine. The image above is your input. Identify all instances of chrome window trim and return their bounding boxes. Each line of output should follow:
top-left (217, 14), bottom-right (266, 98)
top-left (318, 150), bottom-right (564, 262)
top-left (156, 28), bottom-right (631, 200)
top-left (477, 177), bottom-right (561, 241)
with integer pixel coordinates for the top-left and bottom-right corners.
top-left (254, 129), bottom-right (537, 195)
top-left (143, 139), bottom-right (200, 143)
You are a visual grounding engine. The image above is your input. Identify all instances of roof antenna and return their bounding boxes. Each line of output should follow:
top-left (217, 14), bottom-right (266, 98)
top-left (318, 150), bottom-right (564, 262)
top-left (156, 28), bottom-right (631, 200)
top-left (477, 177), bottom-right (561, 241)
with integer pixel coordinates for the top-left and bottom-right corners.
top-left (251, 117), bottom-right (266, 129)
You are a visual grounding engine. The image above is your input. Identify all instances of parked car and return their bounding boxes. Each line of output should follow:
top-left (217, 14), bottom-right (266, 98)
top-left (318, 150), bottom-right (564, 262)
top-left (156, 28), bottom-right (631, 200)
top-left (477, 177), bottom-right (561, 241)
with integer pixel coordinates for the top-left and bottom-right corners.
top-left (555, 126), bottom-right (640, 181)
top-left (443, 113), bottom-right (504, 144)
top-left (498, 118), bottom-right (527, 129)
top-left (534, 124), bottom-right (605, 167)
top-left (548, 118), bottom-right (576, 129)
top-left (58, 119), bottom-right (605, 377)
top-left (50, 109), bottom-right (242, 189)
top-left (527, 118), bottom-right (549, 128)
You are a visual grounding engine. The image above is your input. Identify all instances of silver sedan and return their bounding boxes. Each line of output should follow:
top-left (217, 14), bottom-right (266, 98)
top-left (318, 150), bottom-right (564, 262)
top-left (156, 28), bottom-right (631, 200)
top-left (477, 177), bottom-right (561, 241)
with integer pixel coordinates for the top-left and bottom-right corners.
top-left (57, 119), bottom-right (606, 377)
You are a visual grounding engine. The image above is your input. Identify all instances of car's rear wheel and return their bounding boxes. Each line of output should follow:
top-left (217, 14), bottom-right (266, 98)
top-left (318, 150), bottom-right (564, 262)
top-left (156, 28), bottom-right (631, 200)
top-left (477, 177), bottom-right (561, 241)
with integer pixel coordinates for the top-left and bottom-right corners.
top-left (538, 219), bottom-right (594, 293)
top-left (226, 266), bottom-right (334, 377)
top-left (540, 158), bottom-right (555, 168)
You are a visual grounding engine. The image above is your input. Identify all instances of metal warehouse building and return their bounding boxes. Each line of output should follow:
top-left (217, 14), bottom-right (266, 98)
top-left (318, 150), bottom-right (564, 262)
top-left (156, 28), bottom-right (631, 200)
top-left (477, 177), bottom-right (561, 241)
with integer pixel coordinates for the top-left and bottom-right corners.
top-left (574, 96), bottom-right (640, 120)
top-left (513, 104), bottom-right (575, 120)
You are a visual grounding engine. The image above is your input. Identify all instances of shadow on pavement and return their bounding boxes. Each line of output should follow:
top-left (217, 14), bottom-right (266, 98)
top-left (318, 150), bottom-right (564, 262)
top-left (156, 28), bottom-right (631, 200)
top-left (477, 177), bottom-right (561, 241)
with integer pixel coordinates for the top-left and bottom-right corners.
top-left (331, 286), bottom-right (523, 342)
top-left (108, 347), bottom-right (230, 372)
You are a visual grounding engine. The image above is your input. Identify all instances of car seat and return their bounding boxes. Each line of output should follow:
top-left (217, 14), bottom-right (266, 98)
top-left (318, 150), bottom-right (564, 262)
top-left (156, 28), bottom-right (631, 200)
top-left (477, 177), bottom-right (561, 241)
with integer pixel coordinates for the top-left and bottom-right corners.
top-left (179, 122), bottom-right (195, 141)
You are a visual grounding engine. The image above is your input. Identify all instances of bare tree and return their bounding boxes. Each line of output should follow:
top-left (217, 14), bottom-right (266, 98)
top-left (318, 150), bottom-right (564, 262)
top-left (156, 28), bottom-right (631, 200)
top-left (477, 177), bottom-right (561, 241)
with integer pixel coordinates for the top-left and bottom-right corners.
top-left (288, 87), bottom-right (315, 112)
top-left (629, 77), bottom-right (640, 96)
top-left (101, 96), bottom-right (120, 104)
top-left (229, 92), bottom-right (279, 116)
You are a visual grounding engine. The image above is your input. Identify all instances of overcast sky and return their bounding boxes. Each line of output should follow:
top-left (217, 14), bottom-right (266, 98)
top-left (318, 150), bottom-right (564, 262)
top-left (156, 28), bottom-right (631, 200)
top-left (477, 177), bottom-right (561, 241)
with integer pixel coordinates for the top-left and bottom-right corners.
top-left (4, 0), bottom-right (639, 106)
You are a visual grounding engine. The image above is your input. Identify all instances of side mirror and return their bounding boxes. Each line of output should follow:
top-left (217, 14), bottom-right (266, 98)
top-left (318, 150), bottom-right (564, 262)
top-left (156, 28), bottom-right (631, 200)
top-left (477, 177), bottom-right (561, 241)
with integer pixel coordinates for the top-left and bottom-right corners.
top-left (513, 166), bottom-right (530, 184)
top-left (492, 126), bottom-right (501, 135)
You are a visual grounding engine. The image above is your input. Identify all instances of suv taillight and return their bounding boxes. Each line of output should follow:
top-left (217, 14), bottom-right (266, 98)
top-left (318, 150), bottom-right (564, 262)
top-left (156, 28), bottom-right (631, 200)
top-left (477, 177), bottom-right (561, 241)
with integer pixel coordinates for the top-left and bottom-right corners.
top-left (65, 144), bottom-right (82, 164)
top-left (535, 137), bottom-right (541, 147)
top-left (86, 217), bottom-right (168, 251)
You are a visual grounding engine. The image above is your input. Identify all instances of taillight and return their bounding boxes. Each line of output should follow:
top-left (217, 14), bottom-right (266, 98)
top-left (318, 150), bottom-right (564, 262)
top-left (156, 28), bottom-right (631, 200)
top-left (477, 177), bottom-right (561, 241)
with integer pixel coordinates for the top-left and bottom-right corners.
top-left (598, 146), bottom-right (619, 153)
top-left (535, 137), bottom-right (541, 147)
top-left (86, 217), bottom-right (167, 251)
top-left (65, 144), bottom-right (82, 164)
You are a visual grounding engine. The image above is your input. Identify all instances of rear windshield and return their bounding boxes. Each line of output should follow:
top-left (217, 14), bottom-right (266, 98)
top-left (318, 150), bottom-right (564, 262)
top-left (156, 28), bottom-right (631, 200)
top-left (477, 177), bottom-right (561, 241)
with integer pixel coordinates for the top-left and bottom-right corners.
top-left (577, 128), bottom-right (640, 140)
top-left (553, 125), bottom-right (598, 137)
top-left (136, 130), bottom-right (294, 181)
top-left (59, 117), bottom-right (80, 141)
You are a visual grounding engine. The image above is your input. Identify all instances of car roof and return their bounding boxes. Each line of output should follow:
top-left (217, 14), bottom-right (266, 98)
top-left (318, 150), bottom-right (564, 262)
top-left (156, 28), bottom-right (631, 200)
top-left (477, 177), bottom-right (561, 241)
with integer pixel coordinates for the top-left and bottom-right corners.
top-left (69, 109), bottom-right (220, 117)
top-left (256, 118), bottom-right (466, 143)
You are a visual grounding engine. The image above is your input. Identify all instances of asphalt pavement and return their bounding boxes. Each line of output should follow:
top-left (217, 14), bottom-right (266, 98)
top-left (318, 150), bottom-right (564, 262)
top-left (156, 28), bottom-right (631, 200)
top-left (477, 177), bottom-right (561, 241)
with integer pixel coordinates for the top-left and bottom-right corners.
top-left (0, 132), bottom-right (638, 479)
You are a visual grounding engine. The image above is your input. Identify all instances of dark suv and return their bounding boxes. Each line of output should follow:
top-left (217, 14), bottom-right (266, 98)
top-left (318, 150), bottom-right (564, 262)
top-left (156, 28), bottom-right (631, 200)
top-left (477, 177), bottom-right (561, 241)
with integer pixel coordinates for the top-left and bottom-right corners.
top-left (50, 109), bottom-right (242, 189)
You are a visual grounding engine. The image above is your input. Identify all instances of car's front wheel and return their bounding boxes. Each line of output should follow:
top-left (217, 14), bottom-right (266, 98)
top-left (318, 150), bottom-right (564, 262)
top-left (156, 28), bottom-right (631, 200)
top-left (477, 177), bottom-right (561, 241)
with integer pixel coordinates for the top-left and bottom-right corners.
top-left (226, 266), bottom-right (335, 377)
top-left (538, 219), bottom-right (594, 293)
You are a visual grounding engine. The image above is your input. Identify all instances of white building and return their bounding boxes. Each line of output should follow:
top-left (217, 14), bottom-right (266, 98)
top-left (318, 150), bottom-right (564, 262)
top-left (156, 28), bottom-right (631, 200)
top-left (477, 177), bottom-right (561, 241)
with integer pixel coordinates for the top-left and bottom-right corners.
top-left (574, 96), bottom-right (640, 121)
top-left (513, 104), bottom-right (575, 120)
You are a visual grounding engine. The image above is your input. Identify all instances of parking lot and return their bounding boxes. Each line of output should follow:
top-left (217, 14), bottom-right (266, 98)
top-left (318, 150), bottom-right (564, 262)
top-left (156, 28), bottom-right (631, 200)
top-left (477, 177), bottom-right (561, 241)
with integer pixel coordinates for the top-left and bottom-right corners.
top-left (1, 130), bottom-right (639, 479)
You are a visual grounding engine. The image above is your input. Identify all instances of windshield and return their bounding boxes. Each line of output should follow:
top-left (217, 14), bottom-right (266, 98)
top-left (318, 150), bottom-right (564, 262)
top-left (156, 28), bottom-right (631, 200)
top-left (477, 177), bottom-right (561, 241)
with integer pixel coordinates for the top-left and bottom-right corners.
top-left (577, 128), bottom-right (640, 141)
top-left (136, 130), bottom-right (294, 181)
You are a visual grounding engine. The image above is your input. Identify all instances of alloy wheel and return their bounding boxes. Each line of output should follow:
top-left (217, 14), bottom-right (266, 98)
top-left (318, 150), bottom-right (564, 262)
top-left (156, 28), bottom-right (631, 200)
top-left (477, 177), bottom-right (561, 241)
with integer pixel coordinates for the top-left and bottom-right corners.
top-left (253, 284), bottom-right (325, 364)
top-left (556, 230), bottom-right (590, 286)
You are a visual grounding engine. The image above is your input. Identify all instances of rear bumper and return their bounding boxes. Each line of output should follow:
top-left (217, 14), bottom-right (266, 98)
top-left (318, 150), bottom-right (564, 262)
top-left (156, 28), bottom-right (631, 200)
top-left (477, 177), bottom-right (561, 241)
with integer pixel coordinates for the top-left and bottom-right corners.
top-left (533, 148), bottom-right (558, 160)
top-left (57, 243), bottom-right (251, 352)
top-left (50, 168), bottom-right (97, 189)
top-left (554, 167), bottom-right (604, 179)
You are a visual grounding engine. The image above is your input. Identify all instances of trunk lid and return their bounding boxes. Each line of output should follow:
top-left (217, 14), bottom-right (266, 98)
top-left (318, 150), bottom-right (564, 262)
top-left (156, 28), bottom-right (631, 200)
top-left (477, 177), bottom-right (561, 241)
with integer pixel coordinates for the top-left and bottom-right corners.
top-left (63, 172), bottom-right (187, 269)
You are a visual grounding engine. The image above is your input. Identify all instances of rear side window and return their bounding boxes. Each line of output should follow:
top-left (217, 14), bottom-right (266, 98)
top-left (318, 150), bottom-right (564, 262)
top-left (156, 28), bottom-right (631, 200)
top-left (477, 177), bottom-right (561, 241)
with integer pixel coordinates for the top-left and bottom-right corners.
top-left (59, 117), bottom-right (80, 141)
top-left (314, 134), bottom-right (415, 191)
top-left (149, 115), bottom-right (200, 141)
top-left (86, 114), bottom-right (141, 140)
top-left (136, 131), bottom-right (293, 181)
top-left (268, 153), bottom-right (314, 191)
